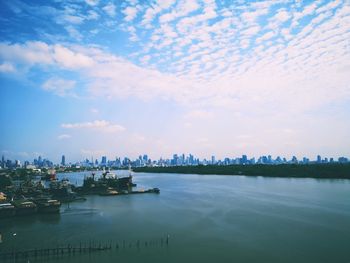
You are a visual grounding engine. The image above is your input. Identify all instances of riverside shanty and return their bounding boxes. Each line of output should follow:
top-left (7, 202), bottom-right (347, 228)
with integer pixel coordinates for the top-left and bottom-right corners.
top-left (0, 170), bottom-right (159, 218)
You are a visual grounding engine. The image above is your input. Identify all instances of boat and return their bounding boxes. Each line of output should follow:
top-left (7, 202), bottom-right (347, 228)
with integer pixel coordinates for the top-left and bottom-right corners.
top-left (50, 179), bottom-right (86, 202)
top-left (129, 188), bottom-right (160, 194)
top-left (16, 180), bottom-right (46, 198)
top-left (0, 192), bottom-right (16, 218)
top-left (148, 187), bottom-right (160, 194)
top-left (33, 197), bottom-right (61, 213)
top-left (80, 170), bottom-right (134, 194)
top-left (0, 202), bottom-right (16, 218)
top-left (99, 188), bottom-right (119, 196)
top-left (101, 170), bottom-right (134, 189)
top-left (11, 196), bottom-right (37, 216)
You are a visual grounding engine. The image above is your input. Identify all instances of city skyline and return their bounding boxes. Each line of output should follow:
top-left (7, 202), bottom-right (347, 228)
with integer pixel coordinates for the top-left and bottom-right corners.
top-left (1, 152), bottom-right (349, 169)
top-left (1, 0), bottom-right (350, 161)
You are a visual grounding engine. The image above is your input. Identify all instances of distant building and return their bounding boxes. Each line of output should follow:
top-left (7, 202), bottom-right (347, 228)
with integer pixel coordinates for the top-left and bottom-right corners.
top-left (15, 160), bottom-right (21, 167)
top-left (317, 155), bottom-right (322, 163)
top-left (241, 155), bottom-right (248, 164)
top-left (101, 156), bottom-right (107, 165)
top-left (291, 156), bottom-right (298, 163)
top-left (302, 157), bottom-right (309, 164)
top-left (61, 155), bottom-right (66, 166)
top-left (338, 157), bottom-right (349, 163)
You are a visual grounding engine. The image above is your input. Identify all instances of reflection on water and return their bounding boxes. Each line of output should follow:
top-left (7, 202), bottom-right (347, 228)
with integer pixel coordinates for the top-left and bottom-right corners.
top-left (1, 172), bottom-right (350, 263)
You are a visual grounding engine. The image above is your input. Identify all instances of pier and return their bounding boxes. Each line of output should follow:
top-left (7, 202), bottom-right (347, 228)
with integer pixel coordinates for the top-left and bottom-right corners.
top-left (0, 235), bottom-right (170, 262)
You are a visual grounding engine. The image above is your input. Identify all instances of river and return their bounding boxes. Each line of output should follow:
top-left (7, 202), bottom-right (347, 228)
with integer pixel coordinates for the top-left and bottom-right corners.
top-left (1, 171), bottom-right (350, 262)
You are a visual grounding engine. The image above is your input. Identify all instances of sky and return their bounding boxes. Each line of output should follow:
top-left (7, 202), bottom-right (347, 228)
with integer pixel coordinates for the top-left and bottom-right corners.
top-left (0, 0), bottom-right (349, 163)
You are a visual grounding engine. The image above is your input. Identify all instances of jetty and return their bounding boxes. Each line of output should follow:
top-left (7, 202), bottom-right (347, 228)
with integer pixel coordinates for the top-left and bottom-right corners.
top-left (0, 235), bottom-right (170, 262)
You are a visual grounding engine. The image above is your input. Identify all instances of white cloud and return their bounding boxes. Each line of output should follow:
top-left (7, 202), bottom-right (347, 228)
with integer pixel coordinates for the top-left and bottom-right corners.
top-left (85, 0), bottom-right (99, 6)
top-left (256, 31), bottom-right (275, 43)
top-left (0, 41), bottom-right (53, 65)
top-left (0, 62), bottom-right (16, 73)
top-left (316, 0), bottom-right (342, 14)
top-left (241, 26), bottom-right (260, 37)
top-left (240, 39), bottom-right (250, 49)
top-left (241, 8), bottom-right (269, 22)
top-left (57, 134), bottom-right (72, 140)
top-left (53, 45), bottom-right (94, 69)
top-left (65, 25), bottom-right (83, 41)
top-left (59, 14), bottom-right (84, 25)
top-left (62, 120), bottom-right (126, 133)
top-left (0, 1), bottom-right (349, 117)
top-left (159, 1), bottom-right (201, 23)
top-left (123, 6), bottom-right (138, 22)
top-left (141, 1), bottom-right (176, 27)
top-left (42, 78), bottom-right (76, 97)
top-left (87, 10), bottom-right (99, 20)
top-left (275, 9), bottom-right (291, 22)
top-left (103, 3), bottom-right (116, 17)
top-left (0, 41), bottom-right (95, 69)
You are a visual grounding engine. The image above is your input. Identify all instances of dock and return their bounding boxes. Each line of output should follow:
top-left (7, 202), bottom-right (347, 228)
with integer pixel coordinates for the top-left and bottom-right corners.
top-left (0, 235), bottom-right (170, 262)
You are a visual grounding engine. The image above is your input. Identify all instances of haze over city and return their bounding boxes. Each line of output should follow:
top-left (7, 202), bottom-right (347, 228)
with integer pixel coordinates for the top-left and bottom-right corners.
top-left (1, 0), bottom-right (350, 163)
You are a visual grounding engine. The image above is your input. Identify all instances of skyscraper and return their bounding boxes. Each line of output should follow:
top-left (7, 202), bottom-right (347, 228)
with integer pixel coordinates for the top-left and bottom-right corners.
top-left (61, 155), bottom-right (66, 166)
top-left (242, 155), bottom-right (248, 164)
top-left (317, 155), bottom-right (321, 163)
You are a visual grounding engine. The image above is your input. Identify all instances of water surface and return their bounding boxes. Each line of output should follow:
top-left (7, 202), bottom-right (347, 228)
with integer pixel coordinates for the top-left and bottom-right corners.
top-left (1, 172), bottom-right (349, 263)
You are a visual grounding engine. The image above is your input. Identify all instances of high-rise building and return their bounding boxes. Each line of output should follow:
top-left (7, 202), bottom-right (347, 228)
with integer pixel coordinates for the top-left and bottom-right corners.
top-left (101, 156), bottom-right (107, 165)
top-left (242, 155), bottom-right (248, 164)
top-left (317, 155), bottom-right (321, 163)
top-left (172, 154), bottom-right (178, 166)
top-left (61, 155), bottom-right (66, 166)
top-left (143, 154), bottom-right (148, 163)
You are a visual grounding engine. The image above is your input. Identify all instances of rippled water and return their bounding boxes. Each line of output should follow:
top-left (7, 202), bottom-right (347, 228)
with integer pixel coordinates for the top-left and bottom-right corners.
top-left (1, 172), bottom-right (350, 263)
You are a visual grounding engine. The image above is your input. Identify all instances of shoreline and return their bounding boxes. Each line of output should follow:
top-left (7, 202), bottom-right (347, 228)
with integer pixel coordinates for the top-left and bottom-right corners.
top-left (133, 163), bottom-right (350, 179)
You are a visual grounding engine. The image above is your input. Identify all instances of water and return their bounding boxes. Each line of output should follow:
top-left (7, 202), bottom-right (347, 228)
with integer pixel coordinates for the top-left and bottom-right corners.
top-left (1, 172), bottom-right (350, 263)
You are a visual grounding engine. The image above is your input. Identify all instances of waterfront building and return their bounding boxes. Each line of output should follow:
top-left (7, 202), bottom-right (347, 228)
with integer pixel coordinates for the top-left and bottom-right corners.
top-left (61, 155), bottom-right (66, 166)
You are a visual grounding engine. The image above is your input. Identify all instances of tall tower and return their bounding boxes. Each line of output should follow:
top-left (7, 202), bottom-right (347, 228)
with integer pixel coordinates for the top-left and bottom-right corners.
top-left (61, 155), bottom-right (66, 166)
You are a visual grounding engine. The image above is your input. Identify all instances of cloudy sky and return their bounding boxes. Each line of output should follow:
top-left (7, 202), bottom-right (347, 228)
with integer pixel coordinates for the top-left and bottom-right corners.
top-left (0, 0), bottom-right (349, 163)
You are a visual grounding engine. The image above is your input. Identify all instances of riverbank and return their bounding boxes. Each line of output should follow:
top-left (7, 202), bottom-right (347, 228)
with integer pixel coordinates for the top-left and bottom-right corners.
top-left (133, 163), bottom-right (350, 179)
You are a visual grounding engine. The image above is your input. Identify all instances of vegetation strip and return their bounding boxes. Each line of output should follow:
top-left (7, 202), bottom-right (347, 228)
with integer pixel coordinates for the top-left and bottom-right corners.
top-left (133, 164), bottom-right (350, 179)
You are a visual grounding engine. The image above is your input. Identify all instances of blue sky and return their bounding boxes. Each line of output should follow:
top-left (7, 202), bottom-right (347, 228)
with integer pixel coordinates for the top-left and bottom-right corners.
top-left (0, 0), bottom-right (349, 163)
